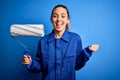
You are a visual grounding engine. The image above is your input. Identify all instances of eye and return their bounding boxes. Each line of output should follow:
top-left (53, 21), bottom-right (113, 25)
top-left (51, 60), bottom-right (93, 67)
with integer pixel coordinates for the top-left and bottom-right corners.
top-left (52, 15), bottom-right (57, 18)
top-left (61, 16), bottom-right (65, 18)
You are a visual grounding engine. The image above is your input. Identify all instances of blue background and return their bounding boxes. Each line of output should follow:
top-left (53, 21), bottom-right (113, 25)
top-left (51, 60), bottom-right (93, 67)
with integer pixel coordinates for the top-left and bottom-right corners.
top-left (0, 0), bottom-right (120, 80)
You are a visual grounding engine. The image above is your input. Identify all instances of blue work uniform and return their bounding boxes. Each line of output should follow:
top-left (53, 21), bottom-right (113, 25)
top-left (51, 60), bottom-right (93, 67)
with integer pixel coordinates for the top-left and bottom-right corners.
top-left (27, 30), bottom-right (92, 80)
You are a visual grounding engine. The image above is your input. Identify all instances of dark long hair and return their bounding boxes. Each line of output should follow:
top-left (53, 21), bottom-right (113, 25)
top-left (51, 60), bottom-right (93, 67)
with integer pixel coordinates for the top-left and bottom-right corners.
top-left (51, 4), bottom-right (70, 31)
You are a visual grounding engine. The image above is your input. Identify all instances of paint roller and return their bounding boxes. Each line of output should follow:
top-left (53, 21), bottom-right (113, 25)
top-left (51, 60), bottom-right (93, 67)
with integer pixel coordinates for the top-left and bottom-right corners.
top-left (10, 24), bottom-right (44, 67)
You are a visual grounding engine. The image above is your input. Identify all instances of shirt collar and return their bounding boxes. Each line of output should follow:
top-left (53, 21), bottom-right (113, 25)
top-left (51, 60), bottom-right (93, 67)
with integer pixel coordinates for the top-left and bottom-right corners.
top-left (47, 30), bottom-right (70, 43)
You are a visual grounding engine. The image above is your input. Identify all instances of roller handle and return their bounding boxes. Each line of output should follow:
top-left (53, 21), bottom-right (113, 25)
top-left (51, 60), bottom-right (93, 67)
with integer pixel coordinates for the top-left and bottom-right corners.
top-left (24, 49), bottom-right (31, 69)
top-left (24, 49), bottom-right (29, 55)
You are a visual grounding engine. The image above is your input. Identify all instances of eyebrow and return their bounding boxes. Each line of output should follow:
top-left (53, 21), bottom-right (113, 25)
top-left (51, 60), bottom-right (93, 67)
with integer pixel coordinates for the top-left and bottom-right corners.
top-left (53, 13), bottom-right (67, 15)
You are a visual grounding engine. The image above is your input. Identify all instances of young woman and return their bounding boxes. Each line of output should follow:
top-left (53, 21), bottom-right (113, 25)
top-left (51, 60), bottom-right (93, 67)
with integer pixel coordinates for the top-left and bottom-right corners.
top-left (22, 4), bottom-right (99, 80)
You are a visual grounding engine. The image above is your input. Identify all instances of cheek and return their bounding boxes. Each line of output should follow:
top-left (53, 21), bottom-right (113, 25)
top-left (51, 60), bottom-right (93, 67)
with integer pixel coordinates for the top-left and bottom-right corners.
top-left (51, 20), bottom-right (56, 26)
top-left (52, 18), bottom-right (56, 22)
top-left (64, 18), bottom-right (69, 23)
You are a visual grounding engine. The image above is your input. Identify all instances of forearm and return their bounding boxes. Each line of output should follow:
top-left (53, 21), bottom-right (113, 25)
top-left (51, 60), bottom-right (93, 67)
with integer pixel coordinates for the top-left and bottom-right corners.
top-left (75, 47), bottom-right (92, 70)
top-left (26, 59), bottom-right (42, 73)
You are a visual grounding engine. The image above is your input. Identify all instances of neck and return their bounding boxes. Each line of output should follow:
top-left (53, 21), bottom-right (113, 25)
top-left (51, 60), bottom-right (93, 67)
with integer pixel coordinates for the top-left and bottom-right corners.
top-left (54, 29), bottom-right (65, 38)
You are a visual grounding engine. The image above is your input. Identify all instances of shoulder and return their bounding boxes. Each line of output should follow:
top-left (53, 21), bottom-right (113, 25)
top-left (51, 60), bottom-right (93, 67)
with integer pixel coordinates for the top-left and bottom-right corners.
top-left (38, 33), bottom-right (52, 44)
top-left (41, 33), bottom-right (51, 40)
top-left (69, 31), bottom-right (82, 40)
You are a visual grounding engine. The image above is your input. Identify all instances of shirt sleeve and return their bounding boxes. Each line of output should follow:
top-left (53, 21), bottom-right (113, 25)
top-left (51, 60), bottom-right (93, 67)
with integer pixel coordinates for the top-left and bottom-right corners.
top-left (26, 40), bottom-right (42, 73)
top-left (75, 36), bottom-right (92, 70)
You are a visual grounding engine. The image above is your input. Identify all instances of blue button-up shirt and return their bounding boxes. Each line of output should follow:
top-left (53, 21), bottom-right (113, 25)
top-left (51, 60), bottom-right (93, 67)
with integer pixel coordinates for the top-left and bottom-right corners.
top-left (27, 30), bottom-right (92, 80)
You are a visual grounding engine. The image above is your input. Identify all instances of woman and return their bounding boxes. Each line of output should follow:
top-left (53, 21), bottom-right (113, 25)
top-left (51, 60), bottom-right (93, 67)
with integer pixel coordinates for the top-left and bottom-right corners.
top-left (22, 4), bottom-right (99, 80)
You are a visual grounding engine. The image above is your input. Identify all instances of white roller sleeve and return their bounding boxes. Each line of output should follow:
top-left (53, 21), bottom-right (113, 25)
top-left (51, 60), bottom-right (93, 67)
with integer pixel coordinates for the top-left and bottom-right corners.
top-left (10, 24), bottom-right (44, 37)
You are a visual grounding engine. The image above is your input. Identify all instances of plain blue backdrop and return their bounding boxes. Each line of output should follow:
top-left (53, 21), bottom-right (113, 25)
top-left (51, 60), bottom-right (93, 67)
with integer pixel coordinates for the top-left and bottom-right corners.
top-left (0, 0), bottom-right (120, 80)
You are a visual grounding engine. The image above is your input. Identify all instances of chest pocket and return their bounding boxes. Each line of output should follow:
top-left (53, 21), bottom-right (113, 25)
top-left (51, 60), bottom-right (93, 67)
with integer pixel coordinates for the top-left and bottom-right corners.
top-left (63, 40), bottom-right (77, 62)
top-left (61, 54), bottom-right (76, 79)
top-left (61, 40), bottom-right (77, 76)
top-left (42, 56), bottom-right (57, 75)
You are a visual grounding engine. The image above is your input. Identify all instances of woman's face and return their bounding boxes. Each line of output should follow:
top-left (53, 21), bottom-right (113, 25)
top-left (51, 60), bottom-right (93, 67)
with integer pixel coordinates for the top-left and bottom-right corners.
top-left (51, 7), bottom-right (69, 32)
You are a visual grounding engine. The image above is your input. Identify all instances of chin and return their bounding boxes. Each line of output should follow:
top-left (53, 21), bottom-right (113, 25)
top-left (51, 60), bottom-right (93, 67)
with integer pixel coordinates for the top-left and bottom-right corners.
top-left (55, 28), bottom-right (65, 32)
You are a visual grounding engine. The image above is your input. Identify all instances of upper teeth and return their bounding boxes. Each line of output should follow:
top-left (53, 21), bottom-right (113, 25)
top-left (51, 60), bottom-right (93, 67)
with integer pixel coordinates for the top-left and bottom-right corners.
top-left (57, 22), bottom-right (62, 25)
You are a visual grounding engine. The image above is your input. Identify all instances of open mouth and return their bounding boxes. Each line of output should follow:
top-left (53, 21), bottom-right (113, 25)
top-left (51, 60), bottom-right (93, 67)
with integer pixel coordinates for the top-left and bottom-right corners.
top-left (56, 22), bottom-right (63, 27)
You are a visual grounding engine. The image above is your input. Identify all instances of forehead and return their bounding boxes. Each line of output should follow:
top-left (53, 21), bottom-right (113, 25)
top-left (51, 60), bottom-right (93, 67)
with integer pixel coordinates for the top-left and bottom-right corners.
top-left (53, 7), bottom-right (67, 14)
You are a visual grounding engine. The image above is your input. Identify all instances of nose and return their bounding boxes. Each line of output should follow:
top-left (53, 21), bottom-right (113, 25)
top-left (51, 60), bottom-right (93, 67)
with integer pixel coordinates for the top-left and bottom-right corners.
top-left (57, 16), bottom-right (61, 21)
